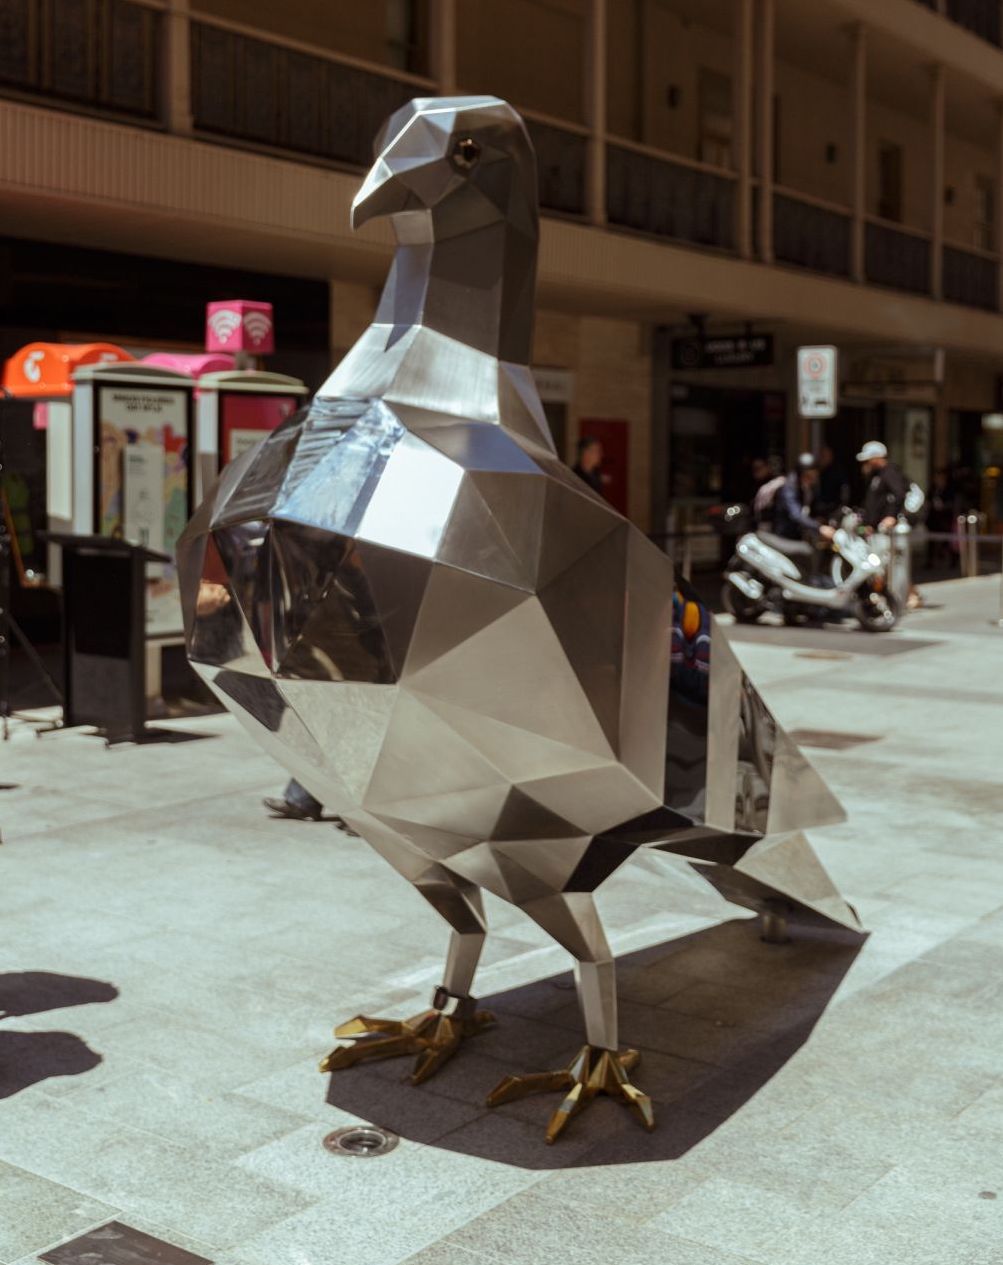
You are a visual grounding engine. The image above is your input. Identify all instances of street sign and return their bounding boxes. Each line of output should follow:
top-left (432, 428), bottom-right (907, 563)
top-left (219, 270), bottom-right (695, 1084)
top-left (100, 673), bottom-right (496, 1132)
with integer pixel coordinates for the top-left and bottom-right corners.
top-left (671, 334), bottom-right (774, 370)
top-left (797, 345), bottom-right (838, 418)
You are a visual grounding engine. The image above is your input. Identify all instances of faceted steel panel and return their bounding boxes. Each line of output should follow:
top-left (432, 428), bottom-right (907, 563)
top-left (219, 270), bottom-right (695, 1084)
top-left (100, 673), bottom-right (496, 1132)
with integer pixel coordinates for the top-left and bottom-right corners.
top-left (179, 95), bottom-right (860, 1140)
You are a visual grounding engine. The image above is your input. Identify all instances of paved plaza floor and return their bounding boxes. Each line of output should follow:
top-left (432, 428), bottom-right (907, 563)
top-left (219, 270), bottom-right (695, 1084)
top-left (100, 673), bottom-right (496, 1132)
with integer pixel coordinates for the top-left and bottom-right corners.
top-left (2, 575), bottom-right (1003, 1265)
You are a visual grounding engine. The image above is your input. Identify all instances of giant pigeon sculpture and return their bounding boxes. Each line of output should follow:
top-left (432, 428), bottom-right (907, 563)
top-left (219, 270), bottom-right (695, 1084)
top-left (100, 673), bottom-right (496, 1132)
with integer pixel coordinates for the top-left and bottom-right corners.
top-left (178, 96), bottom-right (860, 1143)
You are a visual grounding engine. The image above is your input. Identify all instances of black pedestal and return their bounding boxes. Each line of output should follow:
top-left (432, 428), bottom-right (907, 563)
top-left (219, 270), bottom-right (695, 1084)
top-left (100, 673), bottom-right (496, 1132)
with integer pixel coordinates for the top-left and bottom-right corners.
top-left (47, 535), bottom-right (170, 743)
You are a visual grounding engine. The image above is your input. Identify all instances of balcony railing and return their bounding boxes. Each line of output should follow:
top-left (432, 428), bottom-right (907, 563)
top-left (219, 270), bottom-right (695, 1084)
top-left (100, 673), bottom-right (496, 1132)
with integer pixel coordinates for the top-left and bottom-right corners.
top-left (773, 190), bottom-right (852, 277)
top-left (606, 142), bottom-right (735, 251)
top-left (0, 0), bottom-right (160, 120)
top-left (523, 115), bottom-right (587, 217)
top-left (190, 20), bottom-right (421, 169)
top-left (943, 243), bottom-right (998, 309)
top-left (865, 220), bottom-right (932, 295)
top-left (946, 0), bottom-right (1001, 46)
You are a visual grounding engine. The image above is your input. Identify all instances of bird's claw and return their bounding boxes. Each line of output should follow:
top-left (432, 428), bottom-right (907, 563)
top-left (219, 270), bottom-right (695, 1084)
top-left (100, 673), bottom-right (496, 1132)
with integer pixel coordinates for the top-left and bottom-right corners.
top-left (320, 999), bottom-right (494, 1084)
top-left (486, 1044), bottom-right (655, 1143)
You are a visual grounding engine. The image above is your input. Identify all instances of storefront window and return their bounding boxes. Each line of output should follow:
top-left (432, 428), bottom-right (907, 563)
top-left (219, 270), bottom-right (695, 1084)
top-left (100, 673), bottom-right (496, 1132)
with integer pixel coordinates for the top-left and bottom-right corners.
top-left (669, 386), bottom-right (784, 506)
top-left (884, 405), bottom-right (932, 490)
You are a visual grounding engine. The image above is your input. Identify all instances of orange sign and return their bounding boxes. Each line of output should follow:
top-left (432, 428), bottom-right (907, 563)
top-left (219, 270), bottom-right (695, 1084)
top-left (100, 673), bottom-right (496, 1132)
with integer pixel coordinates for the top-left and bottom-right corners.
top-left (1, 342), bottom-right (134, 398)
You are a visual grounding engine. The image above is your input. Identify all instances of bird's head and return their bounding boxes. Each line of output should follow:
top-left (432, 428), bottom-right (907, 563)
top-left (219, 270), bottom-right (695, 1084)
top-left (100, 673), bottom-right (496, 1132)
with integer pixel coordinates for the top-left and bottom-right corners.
top-left (351, 96), bottom-right (538, 241)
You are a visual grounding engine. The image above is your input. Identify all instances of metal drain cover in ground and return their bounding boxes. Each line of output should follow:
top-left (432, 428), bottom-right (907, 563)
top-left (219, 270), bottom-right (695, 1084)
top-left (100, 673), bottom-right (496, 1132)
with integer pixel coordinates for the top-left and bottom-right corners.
top-left (323, 1125), bottom-right (399, 1157)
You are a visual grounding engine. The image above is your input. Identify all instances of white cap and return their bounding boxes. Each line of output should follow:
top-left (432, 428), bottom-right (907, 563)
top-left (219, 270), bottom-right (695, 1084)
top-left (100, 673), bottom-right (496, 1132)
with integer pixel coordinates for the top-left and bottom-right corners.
top-left (856, 440), bottom-right (887, 462)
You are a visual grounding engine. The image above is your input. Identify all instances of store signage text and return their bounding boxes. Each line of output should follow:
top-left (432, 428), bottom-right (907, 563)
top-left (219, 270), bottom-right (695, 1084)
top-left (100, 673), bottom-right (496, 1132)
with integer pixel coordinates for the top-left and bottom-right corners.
top-left (671, 334), bottom-right (774, 370)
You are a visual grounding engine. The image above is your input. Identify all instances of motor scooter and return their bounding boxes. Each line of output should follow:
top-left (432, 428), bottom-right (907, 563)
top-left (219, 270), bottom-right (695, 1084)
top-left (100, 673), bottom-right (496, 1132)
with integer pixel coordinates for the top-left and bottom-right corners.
top-left (722, 511), bottom-right (899, 632)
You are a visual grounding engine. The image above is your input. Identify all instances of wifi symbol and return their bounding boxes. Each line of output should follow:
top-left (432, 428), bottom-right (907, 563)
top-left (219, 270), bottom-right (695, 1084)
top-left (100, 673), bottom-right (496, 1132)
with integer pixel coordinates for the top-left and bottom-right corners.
top-left (208, 309), bottom-right (241, 343)
top-left (244, 311), bottom-right (273, 347)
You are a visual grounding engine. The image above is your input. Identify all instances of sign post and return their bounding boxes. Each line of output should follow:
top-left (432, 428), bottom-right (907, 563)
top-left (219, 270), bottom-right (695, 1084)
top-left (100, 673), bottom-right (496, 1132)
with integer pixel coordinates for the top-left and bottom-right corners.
top-left (797, 345), bottom-right (838, 418)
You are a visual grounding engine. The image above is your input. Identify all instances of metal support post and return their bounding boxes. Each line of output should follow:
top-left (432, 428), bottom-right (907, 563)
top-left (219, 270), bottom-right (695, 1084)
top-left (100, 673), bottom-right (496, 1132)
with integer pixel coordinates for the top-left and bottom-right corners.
top-left (430, 0), bottom-right (457, 94)
top-left (930, 64), bottom-right (945, 301)
top-left (733, 0), bottom-right (754, 259)
top-left (164, 0), bottom-right (193, 134)
top-left (755, 0), bottom-right (775, 263)
top-left (585, 0), bottom-right (608, 227)
top-left (849, 23), bottom-right (867, 283)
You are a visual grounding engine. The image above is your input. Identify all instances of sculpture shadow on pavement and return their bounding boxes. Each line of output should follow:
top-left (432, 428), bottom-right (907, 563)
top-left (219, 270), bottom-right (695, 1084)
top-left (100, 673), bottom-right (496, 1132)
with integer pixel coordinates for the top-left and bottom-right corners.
top-left (325, 916), bottom-right (865, 1170)
top-left (0, 971), bottom-right (118, 1099)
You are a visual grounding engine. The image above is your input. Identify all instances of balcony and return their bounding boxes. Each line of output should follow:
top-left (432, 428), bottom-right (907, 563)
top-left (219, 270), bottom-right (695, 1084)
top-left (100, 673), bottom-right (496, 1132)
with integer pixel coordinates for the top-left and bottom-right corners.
top-left (606, 142), bottom-right (735, 252)
top-left (0, 0), bottom-right (160, 122)
top-left (865, 219), bottom-right (932, 295)
top-left (523, 114), bottom-right (587, 217)
top-left (946, 0), bottom-right (1001, 46)
top-left (943, 243), bottom-right (998, 309)
top-left (190, 20), bottom-right (422, 171)
top-left (773, 190), bottom-right (852, 278)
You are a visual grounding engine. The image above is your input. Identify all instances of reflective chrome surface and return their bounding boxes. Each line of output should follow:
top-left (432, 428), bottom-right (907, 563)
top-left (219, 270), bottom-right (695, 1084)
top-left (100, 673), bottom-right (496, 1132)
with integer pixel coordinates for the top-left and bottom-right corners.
top-left (179, 95), bottom-right (860, 1140)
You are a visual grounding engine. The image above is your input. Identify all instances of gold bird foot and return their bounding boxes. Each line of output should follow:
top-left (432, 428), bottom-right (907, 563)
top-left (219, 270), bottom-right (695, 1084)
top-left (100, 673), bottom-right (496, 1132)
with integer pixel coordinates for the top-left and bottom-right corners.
top-left (319, 994), bottom-right (495, 1085)
top-left (486, 1045), bottom-right (655, 1143)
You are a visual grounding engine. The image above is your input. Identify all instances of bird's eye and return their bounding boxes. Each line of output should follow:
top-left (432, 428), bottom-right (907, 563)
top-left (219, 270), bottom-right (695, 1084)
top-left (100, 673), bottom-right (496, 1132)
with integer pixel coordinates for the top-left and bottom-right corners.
top-left (451, 137), bottom-right (481, 171)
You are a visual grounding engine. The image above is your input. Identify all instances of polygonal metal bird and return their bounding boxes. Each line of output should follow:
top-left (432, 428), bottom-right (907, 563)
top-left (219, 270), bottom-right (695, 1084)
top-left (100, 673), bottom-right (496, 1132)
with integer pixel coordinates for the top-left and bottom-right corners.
top-left (177, 96), bottom-right (860, 1143)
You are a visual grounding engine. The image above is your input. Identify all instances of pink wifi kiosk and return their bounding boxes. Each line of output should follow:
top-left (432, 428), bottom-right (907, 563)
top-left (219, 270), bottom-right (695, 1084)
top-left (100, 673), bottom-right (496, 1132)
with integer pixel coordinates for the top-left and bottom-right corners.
top-left (191, 301), bottom-right (307, 500)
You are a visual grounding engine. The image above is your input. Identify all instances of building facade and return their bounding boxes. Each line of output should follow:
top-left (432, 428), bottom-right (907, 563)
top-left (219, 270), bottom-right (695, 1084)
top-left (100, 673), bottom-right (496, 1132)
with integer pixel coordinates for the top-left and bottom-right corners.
top-left (4, 0), bottom-right (1003, 533)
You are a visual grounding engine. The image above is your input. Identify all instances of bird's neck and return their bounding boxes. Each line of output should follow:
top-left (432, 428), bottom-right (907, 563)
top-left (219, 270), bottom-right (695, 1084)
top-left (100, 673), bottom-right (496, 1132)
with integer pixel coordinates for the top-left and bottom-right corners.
top-left (320, 218), bottom-right (542, 426)
top-left (376, 221), bottom-right (536, 364)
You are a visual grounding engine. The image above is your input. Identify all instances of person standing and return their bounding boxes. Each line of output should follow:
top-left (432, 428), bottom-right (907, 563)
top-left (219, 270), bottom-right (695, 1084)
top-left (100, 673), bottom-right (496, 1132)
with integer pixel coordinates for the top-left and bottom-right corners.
top-left (857, 440), bottom-right (907, 530)
top-left (925, 467), bottom-right (957, 570)
top-left (856, 439), bottom-right (921, 610)
top-left (817, 444), bottom-right (849, 516)
top-left (572, 436), bottom-right (604, 495)
top-left (772, 453), bottom-right (836, 544)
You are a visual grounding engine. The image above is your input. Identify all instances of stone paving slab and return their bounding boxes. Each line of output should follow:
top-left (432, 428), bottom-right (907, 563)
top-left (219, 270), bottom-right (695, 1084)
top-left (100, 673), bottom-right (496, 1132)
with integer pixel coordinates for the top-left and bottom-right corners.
top-left (2, 576), bottom-right (1003, 1264)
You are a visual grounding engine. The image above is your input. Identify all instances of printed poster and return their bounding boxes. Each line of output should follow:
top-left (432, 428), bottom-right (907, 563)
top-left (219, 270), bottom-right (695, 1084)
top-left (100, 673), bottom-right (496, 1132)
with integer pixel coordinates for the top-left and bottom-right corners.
top-left (98, 387), bottom-right (189, 636)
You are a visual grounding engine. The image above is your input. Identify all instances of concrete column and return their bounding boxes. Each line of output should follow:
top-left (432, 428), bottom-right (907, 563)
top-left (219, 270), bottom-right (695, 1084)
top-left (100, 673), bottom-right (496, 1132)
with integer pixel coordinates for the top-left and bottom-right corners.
top-left (650, 326), bottom-right (672, 540)
top-left (329, 280), bottom-right (378, 362)
top-left (430, 0), bottom-right (457, 94)
top-left (849, 23), bottom-right (867, 283)
top-left (755, 0), bottom-right (775, 263)
top-left (585, 0), bottom-right (608, 227)
top-left (930, 63), bottom-right (945, 300)
top-left (995, 101), bottom-right (1003, 311)
top-left (733, 0), bottom-right (754, 259)
top-left (164, 0), bottom-right (193, 135)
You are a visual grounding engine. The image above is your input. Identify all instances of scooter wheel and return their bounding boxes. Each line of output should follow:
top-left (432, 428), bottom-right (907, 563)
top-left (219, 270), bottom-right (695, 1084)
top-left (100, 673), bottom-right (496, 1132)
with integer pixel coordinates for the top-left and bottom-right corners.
top-left (856, 589), bottom-right (899, 632)
top-left (722, 581), bottom-right (763, 624)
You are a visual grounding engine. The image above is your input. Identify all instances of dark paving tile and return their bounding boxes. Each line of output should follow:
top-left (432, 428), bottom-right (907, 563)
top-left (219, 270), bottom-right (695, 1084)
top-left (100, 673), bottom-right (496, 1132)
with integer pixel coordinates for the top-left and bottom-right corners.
top-left (41, 1221), bottom-right (212, 1265)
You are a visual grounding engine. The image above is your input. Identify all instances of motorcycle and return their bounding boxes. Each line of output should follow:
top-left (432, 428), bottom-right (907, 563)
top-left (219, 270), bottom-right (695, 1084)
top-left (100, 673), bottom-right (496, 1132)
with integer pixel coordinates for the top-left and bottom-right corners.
top-left (721, 508), bottom-right (899, 632)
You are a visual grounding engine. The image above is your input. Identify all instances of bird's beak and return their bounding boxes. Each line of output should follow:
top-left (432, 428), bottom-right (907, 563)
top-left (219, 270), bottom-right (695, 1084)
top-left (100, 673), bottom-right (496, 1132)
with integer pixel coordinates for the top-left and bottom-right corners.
top-left (351, 159), bottom-right (413, 229)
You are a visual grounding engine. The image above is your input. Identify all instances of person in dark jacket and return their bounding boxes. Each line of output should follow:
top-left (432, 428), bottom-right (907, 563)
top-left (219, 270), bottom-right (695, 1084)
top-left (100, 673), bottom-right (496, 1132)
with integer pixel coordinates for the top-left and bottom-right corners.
top-left (817, 445), bottom-right (849, 517)
top-left (857, 440), bottom-right (907, 530)
top-left (857, 439), bottom-right (922, 610)
top-left (572, 436), bottom-right (605, 494)
top-left (772, 453), bottom-right (836, 544)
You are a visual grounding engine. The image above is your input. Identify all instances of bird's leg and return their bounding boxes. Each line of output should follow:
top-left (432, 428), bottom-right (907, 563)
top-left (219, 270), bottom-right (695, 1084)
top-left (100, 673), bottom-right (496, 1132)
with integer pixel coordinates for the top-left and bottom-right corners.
top-left (486, 892), bottom-right (654, 1143)
top-left (321, 873), bottom-right (494, 1084)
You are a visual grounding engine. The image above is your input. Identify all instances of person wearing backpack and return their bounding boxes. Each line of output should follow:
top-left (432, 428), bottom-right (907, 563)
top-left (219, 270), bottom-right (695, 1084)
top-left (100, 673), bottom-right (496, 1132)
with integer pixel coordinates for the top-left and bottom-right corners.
top-left (857, 440), bottom-right (908, 530)
top-left (857, 440), bottom-right (924, 610)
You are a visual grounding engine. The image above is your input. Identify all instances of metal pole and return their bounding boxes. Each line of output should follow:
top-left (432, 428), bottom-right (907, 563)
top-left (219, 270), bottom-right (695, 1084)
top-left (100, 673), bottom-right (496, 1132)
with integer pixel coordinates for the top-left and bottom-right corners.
top-left (733, 0), bottom-right (754, 259)
top-left (996, 538), bottom-right (1003, 627)
top-left (755, 0), bottom-right (775, 263)
top-left (849, 22), bottom-right (867, 283)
